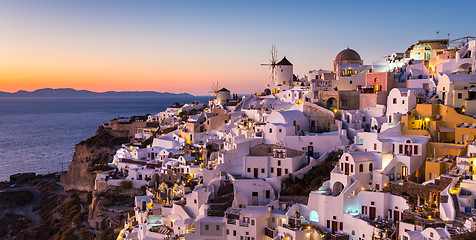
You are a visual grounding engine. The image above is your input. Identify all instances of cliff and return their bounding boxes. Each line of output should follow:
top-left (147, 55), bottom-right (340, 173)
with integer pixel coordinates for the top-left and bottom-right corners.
top-left (60, 125), bottom-right (129, 192)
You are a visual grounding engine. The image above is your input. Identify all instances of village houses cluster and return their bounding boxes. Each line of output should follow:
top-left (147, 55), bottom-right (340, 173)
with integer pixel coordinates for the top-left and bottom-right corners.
top-left (101, 38), bottom-right (476, 240)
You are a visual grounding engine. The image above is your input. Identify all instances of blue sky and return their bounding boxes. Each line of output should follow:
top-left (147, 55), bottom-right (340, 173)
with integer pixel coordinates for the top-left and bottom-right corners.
top-left (0, 0), bottom-right (474, 94)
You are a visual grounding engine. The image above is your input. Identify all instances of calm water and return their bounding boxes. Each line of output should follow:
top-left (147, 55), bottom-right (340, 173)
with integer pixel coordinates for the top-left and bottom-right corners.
top-left (0, 96), bottom-right (208, 181)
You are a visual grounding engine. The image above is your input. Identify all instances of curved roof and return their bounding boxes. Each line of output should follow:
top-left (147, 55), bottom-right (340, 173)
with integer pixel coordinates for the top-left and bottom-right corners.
top-left (335, 48), bottom-right (361, 62)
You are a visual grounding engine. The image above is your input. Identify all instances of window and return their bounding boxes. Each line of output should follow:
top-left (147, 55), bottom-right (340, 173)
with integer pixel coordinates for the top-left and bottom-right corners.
top-left (279, 128), bottom-right (282, 133)
top-left (374, 78), bottom-right (379, 83)
top-left (351, 164), bottom-right (353, 173)
top-left (374, 143), bottom-right (377, 150)
top-left (393, 98), bottom-right (397, 104)
top-left (399, 144), bottom-right (403, 154)
top-left (205, 224), bottom-right (209, 230)
top-left (227, 229), bottom-right (229, 235)
top-left (359, 164), bottom-right (363, 172)
top-left (369, 163), bottom-right (373, 171)
top-left (347, 69), bottom-right (352, 75)
top-left (414, 145), bottom-right (418, 155)
top-left (269, 128), bottom-right (272, 133)
top-left (251, 220), bottom-right (255, 225)
top-left (402, 100), bottom-right (405, 104)
top-left (266, 190), bottom-right (270, 199)
top-left (261, 168), bottom-right (265, 173)
top-left (271, 167), bottom-right (274, 173)
top-left (340, 222), bottom-right (343, 230)
top-left (216, 225), bottom-right (220, 231)
top-left (362, 116), bottom-right (367, 122)
top-left (285, 169), bottom-right (288, 174)
top-left (354, 70), bottom-right (357, 75)
top-left (278, 160), bottom-right (281, 166)
top-left (342, 70), bottom-right (345, 76)
top-left (458, 93), bottom-right (463, 99)
top-left (327, 220), bottom-right (330, 228)
top-left (194, 199), bottom-right (197, 204)
top-left (247, 168), bottom-right (250, 172)
top-left (233, 230), bottom-right (236, 236)
top-left (350, 81), bottom-right (353, 84)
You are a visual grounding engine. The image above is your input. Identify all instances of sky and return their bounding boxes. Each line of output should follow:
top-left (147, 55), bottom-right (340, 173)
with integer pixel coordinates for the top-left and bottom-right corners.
top-left (1, 0), bottom-right (475, 95)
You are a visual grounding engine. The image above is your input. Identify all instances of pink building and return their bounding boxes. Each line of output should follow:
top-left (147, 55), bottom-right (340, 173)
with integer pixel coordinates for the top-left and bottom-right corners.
top-left (365, 72), bottom-right (396, 92)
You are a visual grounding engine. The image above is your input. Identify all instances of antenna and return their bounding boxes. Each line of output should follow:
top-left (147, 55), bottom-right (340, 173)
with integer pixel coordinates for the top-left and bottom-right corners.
top-left (447, 33), bottom-right (450, 40)
top-left (261, 45), bottom-right (278, 85)
top-left (436, 31), bottom-right (439, 39)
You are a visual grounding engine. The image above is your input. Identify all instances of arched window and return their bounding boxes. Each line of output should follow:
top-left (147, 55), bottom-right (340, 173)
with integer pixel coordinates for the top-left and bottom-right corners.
top-left (369, 163), bottom-right (373, 171)
top-left (359, 164), bottom-right (364, 172)
top-left (354, 70), bottom-right (357, 75)
top-left (374, 78), bottom-right (379, 83)
top-left (310, 211), bottom-right (319, 222)
top-left (342, 70), bottom-right (345, 76)
top-left (347, 69), bottom-right (352, 75)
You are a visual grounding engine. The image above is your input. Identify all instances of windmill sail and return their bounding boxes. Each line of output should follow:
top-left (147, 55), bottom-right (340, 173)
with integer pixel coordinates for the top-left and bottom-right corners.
top-left (261, 45), bottom-right (278, 85)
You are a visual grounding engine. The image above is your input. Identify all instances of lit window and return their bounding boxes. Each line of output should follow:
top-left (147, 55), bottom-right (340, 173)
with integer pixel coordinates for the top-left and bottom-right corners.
top-left (374, 78), bottom-right (379, 83)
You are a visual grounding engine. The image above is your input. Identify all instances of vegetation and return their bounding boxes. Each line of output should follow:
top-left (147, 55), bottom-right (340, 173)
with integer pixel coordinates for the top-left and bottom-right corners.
top-left (98, 227), bottom-right (117, 240)
top-left (281, 150), bottom-right (342, 196)
top-left (140, 136), bottom-right (154, 148)
top-left (86, 191), bottom-right (93, 205)
top-left (120, 181), bottom-right (133, 190)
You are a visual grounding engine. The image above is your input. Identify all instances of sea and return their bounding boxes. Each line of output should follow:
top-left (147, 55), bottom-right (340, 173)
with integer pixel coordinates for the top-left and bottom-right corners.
top-left (0, 96), bottom-right (209, 181)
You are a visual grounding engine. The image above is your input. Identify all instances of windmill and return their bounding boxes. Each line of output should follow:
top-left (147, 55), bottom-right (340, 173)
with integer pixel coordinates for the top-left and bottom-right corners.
top-left (209, 81), bottom-right (221, 106)
top-left (261, 45), bottom-right (278, 85)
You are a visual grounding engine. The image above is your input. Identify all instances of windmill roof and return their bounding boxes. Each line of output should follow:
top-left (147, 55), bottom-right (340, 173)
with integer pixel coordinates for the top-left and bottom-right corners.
top-left (218, 88), bottom-right (230, 92)
top-left (276, 57), bottom-right (293, 66)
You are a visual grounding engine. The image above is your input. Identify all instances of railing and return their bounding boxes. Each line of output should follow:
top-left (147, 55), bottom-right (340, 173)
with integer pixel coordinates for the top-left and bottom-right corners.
top-left (227, 218), bottom-right (236, 225)
top-left (265, 227), bottom-right (275, 238)
top-left (239, 221), bottom-right (249, 227)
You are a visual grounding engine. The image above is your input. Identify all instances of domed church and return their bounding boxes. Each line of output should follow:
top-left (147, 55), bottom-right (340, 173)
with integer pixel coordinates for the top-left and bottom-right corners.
top-left (333, 48), bottom-right (363, 72)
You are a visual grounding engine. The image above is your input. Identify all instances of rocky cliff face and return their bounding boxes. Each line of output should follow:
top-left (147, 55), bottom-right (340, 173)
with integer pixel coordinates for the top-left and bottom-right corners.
top-left (60, 126), bottom-right (129, 192)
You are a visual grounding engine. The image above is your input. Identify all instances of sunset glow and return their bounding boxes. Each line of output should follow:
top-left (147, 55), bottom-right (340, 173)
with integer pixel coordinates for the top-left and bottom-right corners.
top-left (0, 0), bottom-right (474, 95)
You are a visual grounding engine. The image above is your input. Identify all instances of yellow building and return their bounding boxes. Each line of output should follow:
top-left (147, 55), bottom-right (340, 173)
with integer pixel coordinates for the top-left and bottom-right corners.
top-left (425, 156), bottom-right (455, 181)
top-left (401, 104), bottom-right (476, 144)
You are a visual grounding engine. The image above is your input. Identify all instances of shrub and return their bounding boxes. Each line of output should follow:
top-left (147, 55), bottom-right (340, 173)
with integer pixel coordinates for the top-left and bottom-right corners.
top-left (86, 191), bottom-right (93, 205)
top-left (120, 181), bottom-right (133, 190)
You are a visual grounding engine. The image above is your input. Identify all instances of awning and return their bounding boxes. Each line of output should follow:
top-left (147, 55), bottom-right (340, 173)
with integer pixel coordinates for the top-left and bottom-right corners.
top-left (439, 127), bottom-right (455, 132)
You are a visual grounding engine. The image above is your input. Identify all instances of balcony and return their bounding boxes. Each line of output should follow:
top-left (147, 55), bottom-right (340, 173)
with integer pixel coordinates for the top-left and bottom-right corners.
top-left (265, 227), bottom-right (275, 238)
top-left (239, 221), bottom-right (249, 227)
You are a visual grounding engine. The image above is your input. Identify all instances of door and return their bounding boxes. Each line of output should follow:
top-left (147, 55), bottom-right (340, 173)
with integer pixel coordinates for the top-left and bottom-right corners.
top-left (369, 207), bottom-right (376, 220)
top-left (277, 168), bottom-right (282, 177)
top-left (253, 168), bottom-right (258, 178)
top-left (332, 221), bottom-right (338, 234)
top-left (345, 163), bottom-right (349, 175)
top-left (394, 210), bottom-right (399, 222)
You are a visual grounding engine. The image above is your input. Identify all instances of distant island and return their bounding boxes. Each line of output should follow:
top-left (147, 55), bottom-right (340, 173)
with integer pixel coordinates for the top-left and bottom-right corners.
top-left (0, 88), bottom-right (193, 98)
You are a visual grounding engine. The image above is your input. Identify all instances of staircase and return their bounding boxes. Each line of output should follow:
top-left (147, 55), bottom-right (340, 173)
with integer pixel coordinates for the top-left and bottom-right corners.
top-left (207, 180), bottom-right (234, 217)
top-left (450, 178), bottom-right (472, 230)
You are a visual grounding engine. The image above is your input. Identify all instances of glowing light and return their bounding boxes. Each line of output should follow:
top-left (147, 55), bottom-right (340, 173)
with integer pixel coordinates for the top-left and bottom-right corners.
top-left (425, 118), bottom-right (430, 122)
